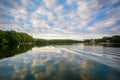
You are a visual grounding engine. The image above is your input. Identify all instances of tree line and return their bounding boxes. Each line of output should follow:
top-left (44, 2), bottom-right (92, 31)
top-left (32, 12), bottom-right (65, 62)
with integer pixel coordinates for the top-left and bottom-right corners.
top-left (0, 30), bottom-right (34, 45)
top-left (0, 45), bottom-right (34, 59)
top-left (34, 39), bottom-right (82, 45)
top-left (0, 30), bottom-right (82, 45)
top-left (1, 30), bottom-right (119, 45)
top-left (84, 35), bottom-right (120, 43)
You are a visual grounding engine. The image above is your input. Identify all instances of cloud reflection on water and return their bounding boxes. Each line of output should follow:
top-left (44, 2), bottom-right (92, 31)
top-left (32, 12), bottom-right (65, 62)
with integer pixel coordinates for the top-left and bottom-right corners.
top-left (0, 45), bottom-right (120, 80)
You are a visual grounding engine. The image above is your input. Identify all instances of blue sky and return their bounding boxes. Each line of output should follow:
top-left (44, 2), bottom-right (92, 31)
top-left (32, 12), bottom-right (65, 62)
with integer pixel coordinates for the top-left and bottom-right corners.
top-left (0, 0), bottom-right (120, 40)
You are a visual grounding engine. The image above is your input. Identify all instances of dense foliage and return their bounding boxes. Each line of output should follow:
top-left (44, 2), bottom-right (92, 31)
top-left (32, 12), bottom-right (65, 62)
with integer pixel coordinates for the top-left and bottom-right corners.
top-left (0, 45), bottom-right (34, 59)
top-left (34, 39), bottom-right (48, 45)
top-left (0, 30), bottom-right (82, 45)
top-left (34, 39), bottom-right (82, 45)
top-left (84, 35), bottom-right (120, 43)
top-left (2, 30), bottom-right (119, 45)
top-left (0, 30), bottom-right (34, 45)
top-left (47, 39), bottom-right (82, 44)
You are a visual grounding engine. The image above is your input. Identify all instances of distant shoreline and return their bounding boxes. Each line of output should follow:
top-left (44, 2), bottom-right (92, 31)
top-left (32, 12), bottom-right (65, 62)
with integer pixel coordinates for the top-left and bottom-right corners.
top-left (84, 42), bottom-right (120, 45)
top-left (1, 30), bottom-right (120, 45)
top-left (99, 42), bottom-right (120, 44)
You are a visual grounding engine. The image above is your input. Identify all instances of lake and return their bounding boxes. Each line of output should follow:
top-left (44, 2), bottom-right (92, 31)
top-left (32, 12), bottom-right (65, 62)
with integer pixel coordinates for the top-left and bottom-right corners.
top-left (0, 44), bottom-right (120, 80)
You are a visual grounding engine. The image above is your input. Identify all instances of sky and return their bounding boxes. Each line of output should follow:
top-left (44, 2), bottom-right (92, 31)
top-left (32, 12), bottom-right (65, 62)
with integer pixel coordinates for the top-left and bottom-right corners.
top-left (0, 0), bottom-right (120, 40)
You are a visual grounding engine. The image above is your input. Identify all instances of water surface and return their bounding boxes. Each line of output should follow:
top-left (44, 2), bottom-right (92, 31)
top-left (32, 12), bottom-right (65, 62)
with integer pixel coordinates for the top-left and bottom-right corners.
top-left (0, 44), bottom-right (120, 80)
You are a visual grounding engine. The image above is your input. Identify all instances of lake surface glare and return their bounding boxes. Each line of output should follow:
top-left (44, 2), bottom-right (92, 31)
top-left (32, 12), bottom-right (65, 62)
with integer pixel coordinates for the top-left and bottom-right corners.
top-left (0, 44), bottom-right (120, 80)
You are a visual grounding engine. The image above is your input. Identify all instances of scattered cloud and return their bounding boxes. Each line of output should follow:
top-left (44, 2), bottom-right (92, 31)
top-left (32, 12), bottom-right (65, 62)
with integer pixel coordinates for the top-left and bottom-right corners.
top-left (0, 0), bottom-right (120, 40)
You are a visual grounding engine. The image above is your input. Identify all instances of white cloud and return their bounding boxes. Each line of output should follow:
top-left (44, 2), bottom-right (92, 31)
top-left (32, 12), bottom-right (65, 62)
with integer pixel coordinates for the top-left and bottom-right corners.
top-left (0, 0), bottom-right (120, 40)
top-left (30, 13), bottom-right (52, 32)
top-left (21, 0), bottom-right (35, 7)
top-left (10, 7), bottom-right (28, 21)
top-left (43, 0), bottom-right (57, 8)
top-left (112, 0), bottom-right (120, 4)
top-left (105, 19), bottom-right (116, 27)
top-left (67, 0), bottom-right (76, 5)
top-left (110, 27), bottom-right (118, 31)
top-left (36, 6), bottom-right (55, 21)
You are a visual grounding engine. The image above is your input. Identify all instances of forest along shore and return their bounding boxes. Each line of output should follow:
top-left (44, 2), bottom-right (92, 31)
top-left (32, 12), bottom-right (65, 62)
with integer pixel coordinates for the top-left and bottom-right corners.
top-left (0, 30), bottom-right (120, 45)
top-left (0, 30), bottom-right (82, 45)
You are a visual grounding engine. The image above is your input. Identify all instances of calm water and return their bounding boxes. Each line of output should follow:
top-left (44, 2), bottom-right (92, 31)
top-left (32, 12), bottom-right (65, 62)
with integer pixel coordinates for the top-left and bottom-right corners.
top-left (0, 44), bottom-right (120, 80)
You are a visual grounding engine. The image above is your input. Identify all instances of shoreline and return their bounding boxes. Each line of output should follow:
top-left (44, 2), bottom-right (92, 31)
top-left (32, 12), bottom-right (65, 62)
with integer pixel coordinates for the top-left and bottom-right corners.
top-left (84, 42), bottom-right (120, 45)
top-left (98, 42), bottom-right (120, 44)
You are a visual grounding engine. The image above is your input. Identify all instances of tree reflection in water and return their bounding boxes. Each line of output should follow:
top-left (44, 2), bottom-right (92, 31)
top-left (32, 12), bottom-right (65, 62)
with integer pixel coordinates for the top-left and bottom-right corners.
top-left (0, 45), bottom-right (34, 59)
top-left (0, 44), bottom-right (120, 80)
